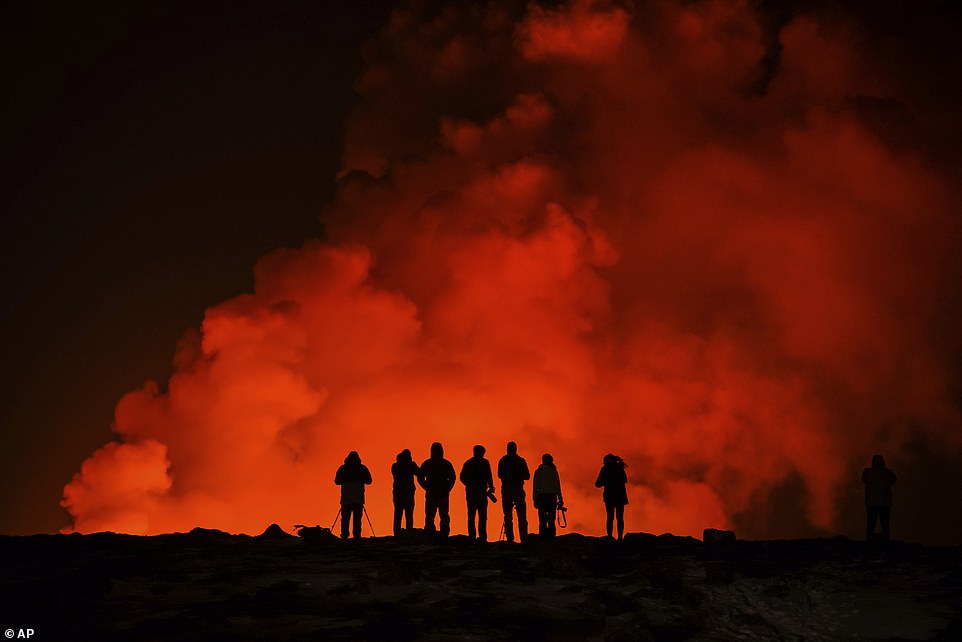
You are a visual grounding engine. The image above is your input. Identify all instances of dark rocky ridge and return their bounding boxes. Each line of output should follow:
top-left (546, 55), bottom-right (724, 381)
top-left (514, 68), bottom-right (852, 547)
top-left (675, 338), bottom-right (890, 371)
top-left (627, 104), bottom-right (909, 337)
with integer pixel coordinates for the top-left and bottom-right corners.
top-left (1, 529), bottom-right (959, 640)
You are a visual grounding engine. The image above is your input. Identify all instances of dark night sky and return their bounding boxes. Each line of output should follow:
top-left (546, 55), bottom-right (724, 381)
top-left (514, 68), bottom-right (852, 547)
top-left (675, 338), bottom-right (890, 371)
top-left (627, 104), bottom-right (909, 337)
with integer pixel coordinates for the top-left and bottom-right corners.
top-left (0, 1), bottom-right (397, 535)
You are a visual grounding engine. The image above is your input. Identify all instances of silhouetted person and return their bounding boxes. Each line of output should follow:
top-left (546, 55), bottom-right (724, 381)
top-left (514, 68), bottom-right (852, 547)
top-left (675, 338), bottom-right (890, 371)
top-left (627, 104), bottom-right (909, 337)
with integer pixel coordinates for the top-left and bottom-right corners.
top-left (862, 454), bottom-right (896, 543)
top-left (392, 449), bottom-right (420, 537)
top-left (498, 441), bottom-right (530, 542)
top-left (334, 451), bottom-right (372, 539)
top-left (533, 453), bottom-right (563, 538)
top-left (595, 453), bottom-right (628, 540)
top-left (460, 444), bottom-right (495, 541)
top-left (418, 442), bottom-right (456, 537)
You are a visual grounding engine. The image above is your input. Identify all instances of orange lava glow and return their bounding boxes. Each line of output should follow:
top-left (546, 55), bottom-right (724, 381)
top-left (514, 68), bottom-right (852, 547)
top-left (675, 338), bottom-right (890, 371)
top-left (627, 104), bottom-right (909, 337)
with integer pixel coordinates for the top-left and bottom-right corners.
top-left (63, 0), bottom-right (962, 538)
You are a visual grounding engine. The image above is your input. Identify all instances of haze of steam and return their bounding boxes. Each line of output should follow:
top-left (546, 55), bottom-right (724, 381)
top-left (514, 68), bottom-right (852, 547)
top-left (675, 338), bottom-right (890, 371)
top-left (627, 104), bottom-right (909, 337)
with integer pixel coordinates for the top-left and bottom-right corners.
top-left (63, 0), bottom-right (962, 538)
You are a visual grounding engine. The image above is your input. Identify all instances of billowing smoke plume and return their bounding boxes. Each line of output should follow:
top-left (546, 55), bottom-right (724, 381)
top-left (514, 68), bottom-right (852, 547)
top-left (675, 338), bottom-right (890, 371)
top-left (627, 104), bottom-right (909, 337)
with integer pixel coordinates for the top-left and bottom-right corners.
top-left (63, 0), bottom-right (962, 541)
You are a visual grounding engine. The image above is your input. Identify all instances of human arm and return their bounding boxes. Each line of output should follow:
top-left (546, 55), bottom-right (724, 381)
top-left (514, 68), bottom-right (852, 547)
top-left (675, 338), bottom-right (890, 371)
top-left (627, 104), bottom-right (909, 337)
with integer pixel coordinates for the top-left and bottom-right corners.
top-left (445, 461), bottom-right (457, 492)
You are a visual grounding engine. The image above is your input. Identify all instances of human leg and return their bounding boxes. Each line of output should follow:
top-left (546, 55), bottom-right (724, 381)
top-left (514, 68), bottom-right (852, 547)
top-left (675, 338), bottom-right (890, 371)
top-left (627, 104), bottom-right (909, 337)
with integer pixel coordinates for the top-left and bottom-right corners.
top-left (605, 503), bottom-right (614, 537)
top-left (866, 506), bottom-right (879, 541)
top-left (516, 497), bottom-right (528, 540)
top-left (615, 505), bottom-right (625, 540)
top-left (502, 494), bottom-right (515, 542)
top-left (467, 501), bottom-right (478, 539)
top-left (438, 494), bottom-right (451, 537)
top-left (425, 495), bottom-right (438, 532)
top-left (352, 505), bottom-right (363, 538)
top-left (478, 501), bottom-right (488, 541)
top-left (879, 506), bottom-right (891, 542)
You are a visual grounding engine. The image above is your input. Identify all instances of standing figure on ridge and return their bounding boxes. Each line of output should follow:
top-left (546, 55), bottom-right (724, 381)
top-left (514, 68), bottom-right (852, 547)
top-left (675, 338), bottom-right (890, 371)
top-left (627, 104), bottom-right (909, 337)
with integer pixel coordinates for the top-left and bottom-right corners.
top-left (418, 442), bottom-right (457, 537)
top-left (334, 451), bottom-right (373, 540)
top-left (460, 445), bottom-right (495, 541)
top-left (595, 453), bottom-right (628, 540)
top-left (862, 454), bottom-right (897, 543)
top-left (532, 453), bottom-right (563, 538)
top-left (498, 441), bottom-right (530, 542)
top-left (391, 449), bottom-right (420, 537)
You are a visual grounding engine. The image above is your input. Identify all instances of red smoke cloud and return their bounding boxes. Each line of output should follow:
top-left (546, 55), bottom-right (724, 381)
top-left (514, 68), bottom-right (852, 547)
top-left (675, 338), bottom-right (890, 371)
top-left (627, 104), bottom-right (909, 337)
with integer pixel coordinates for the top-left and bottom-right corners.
top-left (63, 0), bottom-right (962, 540)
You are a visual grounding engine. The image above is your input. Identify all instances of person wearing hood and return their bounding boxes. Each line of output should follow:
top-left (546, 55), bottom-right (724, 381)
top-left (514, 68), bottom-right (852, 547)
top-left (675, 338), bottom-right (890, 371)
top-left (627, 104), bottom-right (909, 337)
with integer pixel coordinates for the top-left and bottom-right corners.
top-left (497, 441), bottom-right (530, 542)
top-left (418, 442), bottom-right (457, 537)
top-left (334, 451), bottom-right (372, 539)
top-left (392, 449), bottom-right (421, 537)
top-left (459, 444), bottom-right (495, 541)
top-left (862, 454), bottom-right (897, 543)
top-left (532, 453), bottom-right (563, 538)
top-left (595, 453), bottom-right (628, 540)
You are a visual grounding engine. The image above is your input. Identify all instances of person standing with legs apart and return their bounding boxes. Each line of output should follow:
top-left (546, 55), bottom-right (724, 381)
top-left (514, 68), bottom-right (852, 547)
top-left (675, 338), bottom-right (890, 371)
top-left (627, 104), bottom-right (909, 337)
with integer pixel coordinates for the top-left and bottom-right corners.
top-left (334, 451), bottom-right (372, 539)
top-left (460, 445), bottom-right (495, 541)
top-left (497, 441), bottom-right (530, 542)
top-left (862, 454), bottom-right (896, 543)
top-left (418, 442), bottom-right (456, 538)
top-left (533, 453), bottom-right (563, 538)
top-left (392, 449), bottom-right (420, 537)
top-left (595, 453), bottom-right (628, 540)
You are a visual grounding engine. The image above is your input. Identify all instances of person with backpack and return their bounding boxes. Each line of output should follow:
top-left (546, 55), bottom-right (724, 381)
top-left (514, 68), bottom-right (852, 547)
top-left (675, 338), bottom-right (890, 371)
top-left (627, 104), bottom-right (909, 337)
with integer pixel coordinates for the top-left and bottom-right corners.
top-left (532, 453), bottom-right (563, 538)
top-left (595, 453), bottom-right (628, 540)
top-left (497, 441), bottom-right (530, 542)
top-left (391, 449), bottom-right (420, 537)
top-left (418, 442), bottom-right (457, 537)
top-left (334, 451), bottom-right (372, 539)
top-left (460, 444), bottom-right (495, 541)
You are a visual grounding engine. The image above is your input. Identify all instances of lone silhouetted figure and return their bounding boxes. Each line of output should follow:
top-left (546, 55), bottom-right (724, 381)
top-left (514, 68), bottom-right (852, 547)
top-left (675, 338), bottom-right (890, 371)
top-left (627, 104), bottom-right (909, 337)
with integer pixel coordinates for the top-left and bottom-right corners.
top-left (533, 453), bottom-right (563, 538)
top-left (460, 445), bottom-right (495, 541)
top-left (595, 453), bottom-right (628, 540)
top-left (862, 454), bottom-right (896, 543)
top-left (392, 449), bottom-right (420, 537)
top-left (498, 441), bottom-right (530, 542)
top-left (334, 451), bottom-right (372, 539)
top-left (418, 442), bottom-right (456, 537)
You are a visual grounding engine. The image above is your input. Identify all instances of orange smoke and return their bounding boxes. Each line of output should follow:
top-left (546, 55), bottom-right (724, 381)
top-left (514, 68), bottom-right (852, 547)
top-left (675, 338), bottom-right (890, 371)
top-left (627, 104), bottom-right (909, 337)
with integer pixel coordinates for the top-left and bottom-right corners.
top-left (63, 0), bottom-right (962, 540)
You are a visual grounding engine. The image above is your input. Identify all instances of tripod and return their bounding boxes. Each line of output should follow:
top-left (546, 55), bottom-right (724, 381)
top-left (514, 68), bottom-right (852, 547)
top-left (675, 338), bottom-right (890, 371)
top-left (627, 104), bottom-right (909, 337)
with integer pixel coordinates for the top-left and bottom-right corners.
top-left (331, 506), bottom-right (376, 538)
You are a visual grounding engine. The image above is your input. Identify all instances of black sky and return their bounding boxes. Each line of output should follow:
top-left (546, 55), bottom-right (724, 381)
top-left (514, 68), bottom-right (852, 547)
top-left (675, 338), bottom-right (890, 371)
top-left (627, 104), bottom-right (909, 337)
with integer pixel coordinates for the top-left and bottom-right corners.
top-left (0, 1), bottom-right (397, 535)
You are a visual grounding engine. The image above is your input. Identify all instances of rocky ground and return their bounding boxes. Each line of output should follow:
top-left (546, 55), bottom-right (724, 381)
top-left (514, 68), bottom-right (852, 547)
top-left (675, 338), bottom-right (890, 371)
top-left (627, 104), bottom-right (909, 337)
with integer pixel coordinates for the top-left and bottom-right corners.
top-left (1, 527), bottom-right (959, 641)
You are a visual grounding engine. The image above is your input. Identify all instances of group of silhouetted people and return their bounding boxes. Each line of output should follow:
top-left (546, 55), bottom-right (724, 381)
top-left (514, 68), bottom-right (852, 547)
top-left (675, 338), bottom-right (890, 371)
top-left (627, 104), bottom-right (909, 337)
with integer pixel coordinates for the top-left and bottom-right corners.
top-left (336, 447), bottom-right (897, 543)
top-left (334, 442), bottom-right (630, 541)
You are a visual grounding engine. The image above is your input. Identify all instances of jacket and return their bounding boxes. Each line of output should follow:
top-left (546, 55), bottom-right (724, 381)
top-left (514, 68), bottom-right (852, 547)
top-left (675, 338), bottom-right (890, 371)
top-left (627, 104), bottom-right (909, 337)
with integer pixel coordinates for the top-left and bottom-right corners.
top-left (595, 463), bottom-right (628, 506)
top-left (533, 463), bottom-right (562, 499)
top-left (862, 466), bottom-right (896, 507)
top-left (392, 458), bottom-right (420, 496)
top-left (335, 455), bottom-right (372, 505)
top-left (498, 453), bottom-right (530, 489)
top-left (460, 456), bottom-right (494, 500)
top-left (418, 456), bottom-right (457, 497)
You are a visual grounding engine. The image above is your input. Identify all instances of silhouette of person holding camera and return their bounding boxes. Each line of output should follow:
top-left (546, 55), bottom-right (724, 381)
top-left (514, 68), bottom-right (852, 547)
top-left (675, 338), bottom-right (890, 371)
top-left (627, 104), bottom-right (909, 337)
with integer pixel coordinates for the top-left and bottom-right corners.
top-left (334, 451), bottom-right (372, 539)
top-left (460, 444), bottom-right (495, 541)
top-left (498, 441), bottom-right (530, 542)
top-left (595, 453), bottom-right (628, 540)
top-left (533, 453), bottom-right (563, 538)
top-left (862, 454), bottom-right (897, 543)
top-left (418, 442), bottom-right (456, 537)
top-left (392, 449), bottom-right (420, 537)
